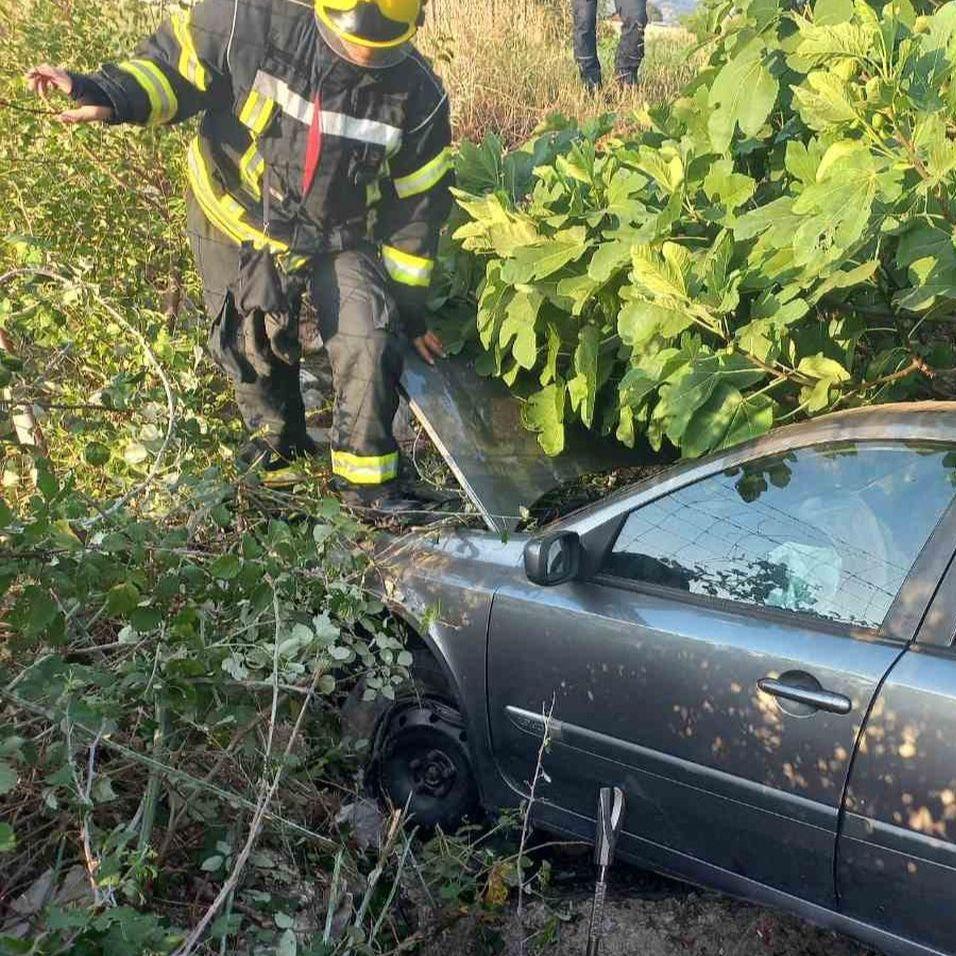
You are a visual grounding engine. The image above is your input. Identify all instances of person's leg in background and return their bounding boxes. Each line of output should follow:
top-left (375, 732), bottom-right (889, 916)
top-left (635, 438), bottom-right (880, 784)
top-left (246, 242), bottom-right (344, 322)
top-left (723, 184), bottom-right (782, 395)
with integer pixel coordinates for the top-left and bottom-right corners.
top-left (614, 0), bottom-right (647, 85)
top-left (572, 0), bottom-right (602, 89)
top-left (186, 192), bottom-right (312, 471)
top-left (310, 244), bottom-right (408, 510)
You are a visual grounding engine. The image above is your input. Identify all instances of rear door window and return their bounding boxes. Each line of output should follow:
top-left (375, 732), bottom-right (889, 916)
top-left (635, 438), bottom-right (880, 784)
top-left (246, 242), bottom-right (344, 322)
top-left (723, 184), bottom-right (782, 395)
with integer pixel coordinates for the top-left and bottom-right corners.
top-left (603, 443), bottom-right (956, 629)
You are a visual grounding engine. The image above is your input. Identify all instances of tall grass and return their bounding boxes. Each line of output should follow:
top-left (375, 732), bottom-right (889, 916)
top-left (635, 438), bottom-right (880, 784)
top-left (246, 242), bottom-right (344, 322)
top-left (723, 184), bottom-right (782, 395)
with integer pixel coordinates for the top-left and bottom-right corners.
top-left (418, 0), bottom-right (700, 145)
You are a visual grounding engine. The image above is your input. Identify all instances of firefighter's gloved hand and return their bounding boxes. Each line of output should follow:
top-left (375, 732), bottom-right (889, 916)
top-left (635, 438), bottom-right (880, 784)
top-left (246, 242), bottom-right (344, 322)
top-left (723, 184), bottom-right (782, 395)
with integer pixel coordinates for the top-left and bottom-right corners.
top-left (412, 331), bottom-right (445, 367)
top-left (25, 65), bottom-right (114, 124)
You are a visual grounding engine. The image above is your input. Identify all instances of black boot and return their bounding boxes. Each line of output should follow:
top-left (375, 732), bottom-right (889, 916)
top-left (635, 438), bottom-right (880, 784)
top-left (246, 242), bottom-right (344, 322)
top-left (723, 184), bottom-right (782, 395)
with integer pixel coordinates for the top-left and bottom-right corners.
top-left (239, 435), bottom-right (322, 488)
top-left (333, 478), bottom-right (447, 528)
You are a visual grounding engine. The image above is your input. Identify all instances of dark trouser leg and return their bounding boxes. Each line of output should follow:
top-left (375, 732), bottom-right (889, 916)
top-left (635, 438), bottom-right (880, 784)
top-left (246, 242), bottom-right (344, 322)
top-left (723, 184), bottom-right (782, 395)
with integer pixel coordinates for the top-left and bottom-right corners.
top-left (186, 192), bottom-right (308, 456)
top-left (310, 244), bottom-right (403, 494)
top-left (614, 0), bottom-right (647, 84)
top-left (572, 0), bottom-right (602, 87)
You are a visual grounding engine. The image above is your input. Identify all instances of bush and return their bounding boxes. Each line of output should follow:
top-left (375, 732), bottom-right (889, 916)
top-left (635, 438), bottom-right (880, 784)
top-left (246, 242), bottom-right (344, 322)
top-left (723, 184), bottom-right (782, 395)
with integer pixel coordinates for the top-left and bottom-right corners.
top-left (0, 3), bottom-right (416, 952)
top-left (443, 0), bottom-right (956, 458)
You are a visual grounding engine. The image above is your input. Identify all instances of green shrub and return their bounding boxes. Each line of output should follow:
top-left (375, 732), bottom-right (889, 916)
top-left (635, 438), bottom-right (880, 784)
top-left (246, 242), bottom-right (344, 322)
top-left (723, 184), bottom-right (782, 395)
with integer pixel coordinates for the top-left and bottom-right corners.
top-left (443, 0), bottom-right (956, 457)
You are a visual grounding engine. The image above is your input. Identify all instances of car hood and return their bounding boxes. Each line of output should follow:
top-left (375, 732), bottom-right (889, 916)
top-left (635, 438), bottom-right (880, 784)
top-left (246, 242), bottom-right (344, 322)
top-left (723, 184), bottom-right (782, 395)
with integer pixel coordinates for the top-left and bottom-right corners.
top-left (401, 349), bottom-right (659, 532)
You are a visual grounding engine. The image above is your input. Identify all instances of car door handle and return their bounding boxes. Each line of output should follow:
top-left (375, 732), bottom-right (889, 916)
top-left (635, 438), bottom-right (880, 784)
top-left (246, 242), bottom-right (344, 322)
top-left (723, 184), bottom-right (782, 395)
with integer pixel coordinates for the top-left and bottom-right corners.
top-left (757, 677), bottom-right (852, 715)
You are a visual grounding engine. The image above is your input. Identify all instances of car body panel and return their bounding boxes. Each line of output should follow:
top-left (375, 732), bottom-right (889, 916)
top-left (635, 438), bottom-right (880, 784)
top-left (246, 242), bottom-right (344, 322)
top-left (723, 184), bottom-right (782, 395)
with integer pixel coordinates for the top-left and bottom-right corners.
top-left (486, 572), bottom-right (904, 906)
top-left (532, 800), bottom-right (950, 956)
top-left (838, 642), bottom-right (956, 952)
top-left (377, 530), bottom-right (524, 807)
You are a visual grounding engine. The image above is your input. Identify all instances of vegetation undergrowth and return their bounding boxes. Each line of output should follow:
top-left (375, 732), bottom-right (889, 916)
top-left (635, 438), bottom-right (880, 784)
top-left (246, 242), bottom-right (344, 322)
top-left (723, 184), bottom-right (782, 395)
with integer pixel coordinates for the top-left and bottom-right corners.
top-left (0, 3), bottom-right (434, 952)
top-left (0, 1), bottom-right (568, 952)
top-left (439, 0), bottom-right (956, 458)
top-left (418, 0), bottom-right (701, 146)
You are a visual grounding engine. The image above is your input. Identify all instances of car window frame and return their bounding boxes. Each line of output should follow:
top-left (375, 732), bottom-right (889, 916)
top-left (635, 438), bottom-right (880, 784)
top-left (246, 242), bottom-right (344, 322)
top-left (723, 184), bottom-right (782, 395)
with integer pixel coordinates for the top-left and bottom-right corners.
top-left (572, 439), bottom-right (956, 643)
top-left (914, 533), bottom-right (956, 648)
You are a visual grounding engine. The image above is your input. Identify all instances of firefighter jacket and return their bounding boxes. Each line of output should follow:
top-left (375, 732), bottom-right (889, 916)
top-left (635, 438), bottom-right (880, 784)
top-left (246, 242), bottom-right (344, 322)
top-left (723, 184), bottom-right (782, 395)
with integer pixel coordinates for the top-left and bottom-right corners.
top-left (81, 0), bottom-right (453, 331)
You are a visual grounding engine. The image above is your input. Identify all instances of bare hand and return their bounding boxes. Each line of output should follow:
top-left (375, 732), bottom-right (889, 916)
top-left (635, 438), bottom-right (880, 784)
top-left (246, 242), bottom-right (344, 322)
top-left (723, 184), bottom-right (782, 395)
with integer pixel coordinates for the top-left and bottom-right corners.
top-left (25, 64), bottom-right (113, 124)
top-left (412, 330), bottom-right (445, 366)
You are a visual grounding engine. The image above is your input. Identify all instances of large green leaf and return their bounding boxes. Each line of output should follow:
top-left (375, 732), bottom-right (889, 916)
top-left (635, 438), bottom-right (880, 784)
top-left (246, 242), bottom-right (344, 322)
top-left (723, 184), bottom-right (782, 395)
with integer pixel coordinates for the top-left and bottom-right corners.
top-left (813, 0), bottom-right (854, 26)
top-left (790, 141), bottom-right (879, 265)
top-left (894, 223), bottom-right (956, 311)
top-left (501, 227), bottom-right (590, 284)
top-left (797, 352), bottom-right (850, 383)
top-left (708, 39), bottom-right (779, 152)
top-left (521, 380), bottom-right (566, 456)
top-left (452, 192), bottom-right (541, 257)
top-left (795, 21), bottom-right (875, 64)
top-left (618, 299), bottom-right (693, 349)
top-left (605, 168), bottom-right (650, 223)
top-left (499, 291), bottom-right (543, 370)
top-left (792, 70), bottom-right (859, 130)
top-left (568, 325), bottom-right (601, 428)
top-left (540, 322), bottom-right (562, 386)
top-left (734, 197), bottom-right (803, 244)
top-left (455, 136), bottom-right (504, 193)
top-left (556, 272), bottom-right (602, 316)
top-left (476, 261), bottom-right (514, 349)
top-left (634, 144), bottom-right (685, 194)
top-left (659, 352), bottom-right (767, 444)
top-left (589, 240), bottom-right (633, 282)
top-left (631, 242), bottom-right (692, 300)
top-left (703, 159), bottom-right (757, 211)
top-left (682, 385), bottom-right (775, 457)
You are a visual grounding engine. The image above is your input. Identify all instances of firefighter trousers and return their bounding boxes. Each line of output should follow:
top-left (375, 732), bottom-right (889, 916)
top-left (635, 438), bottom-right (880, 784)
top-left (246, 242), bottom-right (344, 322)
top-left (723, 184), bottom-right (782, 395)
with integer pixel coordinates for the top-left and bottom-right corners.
top-left (187, 193), bottom-right (404, 488)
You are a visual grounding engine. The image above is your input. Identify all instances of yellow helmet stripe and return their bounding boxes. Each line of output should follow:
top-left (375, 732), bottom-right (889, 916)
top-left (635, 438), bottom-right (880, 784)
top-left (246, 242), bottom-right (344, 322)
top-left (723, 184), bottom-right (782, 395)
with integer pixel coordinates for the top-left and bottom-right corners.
top-left (315, 1), bottom-right (419, 50)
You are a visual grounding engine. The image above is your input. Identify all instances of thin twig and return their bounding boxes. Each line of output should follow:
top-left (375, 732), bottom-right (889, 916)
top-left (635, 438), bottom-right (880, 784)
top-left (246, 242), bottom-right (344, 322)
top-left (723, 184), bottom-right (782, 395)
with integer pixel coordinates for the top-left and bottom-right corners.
top-left (516, 697), bottom-right (554, 956)
top-left (0, 98), bottom-right (60, 115)
top-left (171, 662), bottom-right (325, 956)
top-left (1, 687), bottom-right (338, 851)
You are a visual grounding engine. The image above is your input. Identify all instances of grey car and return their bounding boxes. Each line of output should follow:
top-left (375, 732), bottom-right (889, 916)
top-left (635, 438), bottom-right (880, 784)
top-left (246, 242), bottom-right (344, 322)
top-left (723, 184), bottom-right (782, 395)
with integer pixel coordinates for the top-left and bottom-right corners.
top-left (368, 401), bottom-right (956, 956)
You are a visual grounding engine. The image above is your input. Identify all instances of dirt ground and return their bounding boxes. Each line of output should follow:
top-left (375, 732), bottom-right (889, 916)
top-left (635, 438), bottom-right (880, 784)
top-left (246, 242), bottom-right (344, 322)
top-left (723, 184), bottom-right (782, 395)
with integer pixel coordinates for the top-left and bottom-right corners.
top-left (419, 864), bottom-right (874, 956)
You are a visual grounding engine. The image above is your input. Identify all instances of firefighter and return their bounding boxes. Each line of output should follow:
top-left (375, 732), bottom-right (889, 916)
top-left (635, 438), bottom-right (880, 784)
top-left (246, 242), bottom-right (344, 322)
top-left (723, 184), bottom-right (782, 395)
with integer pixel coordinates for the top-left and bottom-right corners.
top-left (572, 0), bottom-right (648, 90)
top-left (27, 0), bottom-right (452, 522)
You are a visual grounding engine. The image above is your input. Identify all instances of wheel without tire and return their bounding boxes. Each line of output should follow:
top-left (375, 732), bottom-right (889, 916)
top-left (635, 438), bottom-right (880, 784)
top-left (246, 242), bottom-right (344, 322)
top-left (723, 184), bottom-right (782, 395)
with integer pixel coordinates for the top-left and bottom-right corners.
top-left (378, 698), bottom-right (479, 831)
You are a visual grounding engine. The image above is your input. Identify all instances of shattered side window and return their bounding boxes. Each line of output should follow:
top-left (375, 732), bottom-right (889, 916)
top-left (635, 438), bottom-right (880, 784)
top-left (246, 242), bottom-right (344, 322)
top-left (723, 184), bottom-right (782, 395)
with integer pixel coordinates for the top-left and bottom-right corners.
top-left (603, 442), bottom-right (956, 629)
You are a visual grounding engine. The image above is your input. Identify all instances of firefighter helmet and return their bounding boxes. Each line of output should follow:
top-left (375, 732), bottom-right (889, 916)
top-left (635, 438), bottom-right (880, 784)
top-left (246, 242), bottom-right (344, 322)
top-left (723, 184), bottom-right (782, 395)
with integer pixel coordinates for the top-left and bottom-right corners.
top-left (316, 0), bottom-right (424, 50)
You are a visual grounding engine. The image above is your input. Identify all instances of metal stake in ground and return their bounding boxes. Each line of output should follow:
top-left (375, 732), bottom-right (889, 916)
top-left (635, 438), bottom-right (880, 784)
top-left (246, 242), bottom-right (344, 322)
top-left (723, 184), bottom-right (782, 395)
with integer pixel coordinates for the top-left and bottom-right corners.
top-left (586, 786), bottom-right (625, 956)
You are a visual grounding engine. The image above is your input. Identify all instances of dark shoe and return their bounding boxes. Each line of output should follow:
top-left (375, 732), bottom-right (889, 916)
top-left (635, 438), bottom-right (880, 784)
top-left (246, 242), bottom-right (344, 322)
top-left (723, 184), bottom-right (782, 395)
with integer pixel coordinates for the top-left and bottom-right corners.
top-left (240, 435), bottom-right (321, 488)
top-left (334, 479), bottom-right (447, 529)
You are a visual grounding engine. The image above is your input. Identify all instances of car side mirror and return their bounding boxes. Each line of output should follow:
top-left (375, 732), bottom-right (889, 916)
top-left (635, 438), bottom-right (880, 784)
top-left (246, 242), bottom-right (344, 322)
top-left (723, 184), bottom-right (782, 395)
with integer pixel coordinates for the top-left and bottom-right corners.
top-left (524, 531), bottom-right (582, 587)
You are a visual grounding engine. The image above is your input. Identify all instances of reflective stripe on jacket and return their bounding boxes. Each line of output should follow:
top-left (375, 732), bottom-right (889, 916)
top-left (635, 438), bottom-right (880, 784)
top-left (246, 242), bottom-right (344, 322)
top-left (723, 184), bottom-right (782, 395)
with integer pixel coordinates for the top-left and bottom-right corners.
top-left (90, 0), bottom-right (453, 321)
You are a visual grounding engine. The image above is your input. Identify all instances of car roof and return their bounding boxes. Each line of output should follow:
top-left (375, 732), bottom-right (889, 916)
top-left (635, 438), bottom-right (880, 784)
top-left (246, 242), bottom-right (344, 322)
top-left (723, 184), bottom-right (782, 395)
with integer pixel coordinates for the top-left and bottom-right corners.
top-left (754, 400), bottom-right (956, 442)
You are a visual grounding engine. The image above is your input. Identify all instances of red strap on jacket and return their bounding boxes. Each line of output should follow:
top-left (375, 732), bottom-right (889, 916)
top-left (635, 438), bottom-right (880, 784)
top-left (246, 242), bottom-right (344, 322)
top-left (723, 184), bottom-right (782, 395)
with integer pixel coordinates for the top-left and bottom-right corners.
top-left (301, 92), bottom-right (323, 198)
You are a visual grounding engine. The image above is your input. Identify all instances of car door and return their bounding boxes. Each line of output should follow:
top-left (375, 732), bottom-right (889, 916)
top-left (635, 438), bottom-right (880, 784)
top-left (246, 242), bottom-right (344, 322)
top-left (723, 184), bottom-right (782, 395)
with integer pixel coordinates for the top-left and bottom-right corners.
top-left (838, 549), bottom-right (956, 953)
top-left (487, 439), bottom-right (956, 907)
